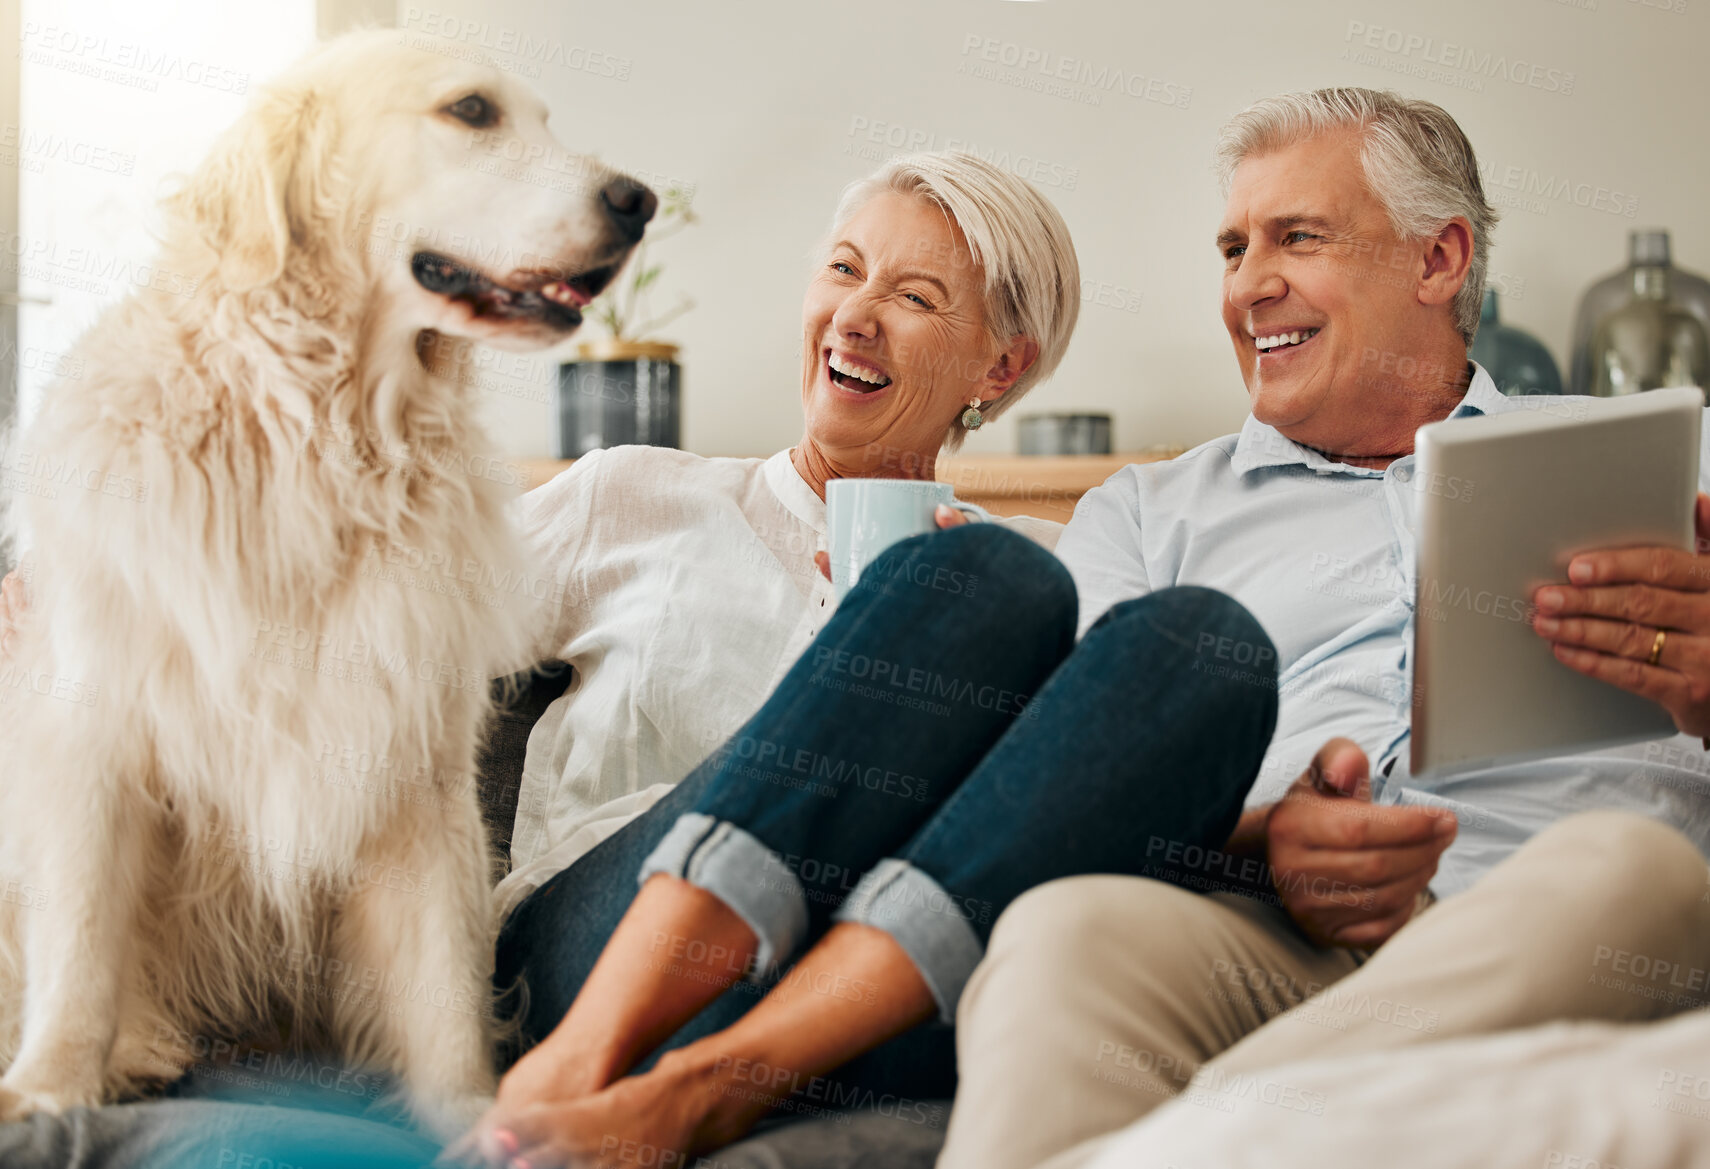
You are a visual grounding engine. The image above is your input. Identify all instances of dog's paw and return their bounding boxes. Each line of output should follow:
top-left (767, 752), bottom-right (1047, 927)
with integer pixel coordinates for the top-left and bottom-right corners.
top-left (0, 1083), bottom-right (29, 1124)
top-left (411, 1090), bottom-right (494, 1145)
top-left (0, 1079), bottom-right (93, 1123)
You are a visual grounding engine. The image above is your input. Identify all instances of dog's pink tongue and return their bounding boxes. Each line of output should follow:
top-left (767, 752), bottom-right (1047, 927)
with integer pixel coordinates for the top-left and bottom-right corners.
top-left (540, 281), bottom-right (592, 308)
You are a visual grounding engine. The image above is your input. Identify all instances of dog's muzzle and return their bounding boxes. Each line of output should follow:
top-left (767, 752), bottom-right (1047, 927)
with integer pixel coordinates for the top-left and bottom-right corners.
top-left (411, 251), bottom-right (622, 332)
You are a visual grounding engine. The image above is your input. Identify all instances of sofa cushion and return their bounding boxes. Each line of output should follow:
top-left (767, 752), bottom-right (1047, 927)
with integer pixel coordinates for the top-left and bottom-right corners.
top-left (475, 664), bottom-right (573, 873)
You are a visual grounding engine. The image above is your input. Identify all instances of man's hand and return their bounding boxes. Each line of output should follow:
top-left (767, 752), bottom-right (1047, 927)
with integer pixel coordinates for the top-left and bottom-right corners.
top-left (1532, 493), bottom-right (1710, 738)
top-left (1267, 738), bottom-right (1457, 949)
top-left (0, 570), bottom-right (25, 660)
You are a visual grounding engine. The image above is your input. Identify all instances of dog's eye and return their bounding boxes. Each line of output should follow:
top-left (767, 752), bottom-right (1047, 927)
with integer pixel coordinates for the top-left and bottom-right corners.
top-left (444, 94), bottom-right (496, 128)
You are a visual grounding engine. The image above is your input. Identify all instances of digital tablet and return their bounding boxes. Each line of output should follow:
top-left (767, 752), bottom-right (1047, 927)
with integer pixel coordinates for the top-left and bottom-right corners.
top-left (1411, 386), bottom-right (1703, 777)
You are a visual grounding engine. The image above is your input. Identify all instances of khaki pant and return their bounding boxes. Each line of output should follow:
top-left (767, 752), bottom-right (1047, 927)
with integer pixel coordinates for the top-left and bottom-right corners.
top-left (938, 811), bottom-right (1710, 1169)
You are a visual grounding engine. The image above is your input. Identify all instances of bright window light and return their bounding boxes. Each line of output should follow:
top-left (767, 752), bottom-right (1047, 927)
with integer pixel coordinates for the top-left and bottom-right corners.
top-left (16, 0), bottom-right (316, 421)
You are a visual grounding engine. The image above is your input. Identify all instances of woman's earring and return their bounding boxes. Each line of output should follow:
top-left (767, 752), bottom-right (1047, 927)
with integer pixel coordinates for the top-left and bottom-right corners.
top-left (960, 397), bottom-right (985, 430)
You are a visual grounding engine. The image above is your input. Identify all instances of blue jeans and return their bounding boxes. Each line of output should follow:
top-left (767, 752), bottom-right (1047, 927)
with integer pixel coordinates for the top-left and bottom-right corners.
top-left (495, 524), bottom-right (1278, 1102)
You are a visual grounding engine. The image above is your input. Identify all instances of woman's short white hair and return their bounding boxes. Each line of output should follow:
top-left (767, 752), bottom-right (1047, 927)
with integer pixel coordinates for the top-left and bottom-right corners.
top-left (826, 152), bottom-right (1081, 448)
top-left (1214, 87), bottom-right (1498, 346)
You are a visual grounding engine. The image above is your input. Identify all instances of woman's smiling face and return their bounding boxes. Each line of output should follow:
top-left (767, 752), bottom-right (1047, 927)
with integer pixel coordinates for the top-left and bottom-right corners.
top-left (799, 191), bottom-right (1016, 464)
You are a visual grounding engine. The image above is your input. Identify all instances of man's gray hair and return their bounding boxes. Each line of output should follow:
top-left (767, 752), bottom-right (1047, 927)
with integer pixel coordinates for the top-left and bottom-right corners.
top-left (1214, 88), bottom-right (1498, 345)
top-left (827, 152), bottom-right (1081, 448)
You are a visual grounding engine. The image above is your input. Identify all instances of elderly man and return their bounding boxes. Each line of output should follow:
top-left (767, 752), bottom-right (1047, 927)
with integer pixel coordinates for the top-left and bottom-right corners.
top-left (937, 87), bottom-right (1710, 1169)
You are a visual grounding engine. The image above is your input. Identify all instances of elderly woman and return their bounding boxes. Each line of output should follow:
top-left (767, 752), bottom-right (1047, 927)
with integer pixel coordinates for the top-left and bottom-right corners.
top-left (487, 152), bottom-right (1074, 926)
top-left (433, 153), bottom-right (1278, 1169)
top-left (0, 154), bottom-right (1276, 1169)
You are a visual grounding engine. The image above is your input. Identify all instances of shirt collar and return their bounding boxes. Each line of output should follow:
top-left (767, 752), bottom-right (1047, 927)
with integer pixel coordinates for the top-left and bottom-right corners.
top-left (764, 448), bottom-right (827, 533)
top-left (1230, 361), bottom-right (1505, 477)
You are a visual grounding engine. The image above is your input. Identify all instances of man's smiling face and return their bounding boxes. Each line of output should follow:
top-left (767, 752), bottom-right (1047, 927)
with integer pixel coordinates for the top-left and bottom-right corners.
top-left (1217, 129), bottom-right (1436, 449)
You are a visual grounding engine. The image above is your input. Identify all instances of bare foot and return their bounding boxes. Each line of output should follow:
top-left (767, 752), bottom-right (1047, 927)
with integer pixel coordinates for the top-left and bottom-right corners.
top-left (439, 1040), bottom-right (616, 1167)
top-left (443, 1046), bottom-right (767, 1169)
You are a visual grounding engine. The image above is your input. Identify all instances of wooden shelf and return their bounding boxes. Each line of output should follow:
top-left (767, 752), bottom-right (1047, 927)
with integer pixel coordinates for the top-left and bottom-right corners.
top-left (519, 449), bottom-right (1183, 523)
top-left (934, 451), bottom-right (1180, 521)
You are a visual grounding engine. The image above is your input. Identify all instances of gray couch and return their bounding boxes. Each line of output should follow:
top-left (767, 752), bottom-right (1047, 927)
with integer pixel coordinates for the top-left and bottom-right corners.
top-left (0, 1095), bottom-right (949, 1169)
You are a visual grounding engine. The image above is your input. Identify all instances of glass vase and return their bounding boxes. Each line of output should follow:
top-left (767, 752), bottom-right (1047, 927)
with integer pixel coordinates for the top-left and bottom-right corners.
top-left (1589, 266), bottom-right (1710, 396)
top-left (1569, 230), bottom-right (1710, 395)
top-left (1469, 290), bottom-right (1562, 396)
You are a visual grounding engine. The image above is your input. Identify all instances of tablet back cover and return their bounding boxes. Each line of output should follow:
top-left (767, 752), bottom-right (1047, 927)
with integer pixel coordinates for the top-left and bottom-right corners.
top-left (1412, 387), bottom-right (1701, 776)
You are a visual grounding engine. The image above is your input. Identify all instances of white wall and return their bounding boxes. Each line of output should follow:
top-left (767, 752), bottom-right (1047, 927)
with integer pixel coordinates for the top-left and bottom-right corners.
top-left (30, 0), bottom-right (1708, 458)
top-left (451, 0), bottom-right (1709, 459)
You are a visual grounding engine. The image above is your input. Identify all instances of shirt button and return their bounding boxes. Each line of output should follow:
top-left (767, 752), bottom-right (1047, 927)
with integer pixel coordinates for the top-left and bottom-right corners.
top-left (1395, 467), bottom-right (1412, 482)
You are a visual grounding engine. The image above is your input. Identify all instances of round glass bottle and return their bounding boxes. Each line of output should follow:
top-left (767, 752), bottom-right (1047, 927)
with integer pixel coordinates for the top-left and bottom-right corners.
top-left (1570, 230), bottom-right (1710, 395)
top-left (1589, 264), bottom-right (1710, 396)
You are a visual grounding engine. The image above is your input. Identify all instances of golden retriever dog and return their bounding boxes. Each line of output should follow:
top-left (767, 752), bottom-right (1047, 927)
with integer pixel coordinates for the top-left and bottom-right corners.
top-left (0, 29), bottom-right (651, 1132)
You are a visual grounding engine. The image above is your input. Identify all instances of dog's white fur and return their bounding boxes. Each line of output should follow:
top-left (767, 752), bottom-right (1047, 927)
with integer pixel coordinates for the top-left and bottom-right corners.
top-left (0, 30), bottom-right (639, 1130)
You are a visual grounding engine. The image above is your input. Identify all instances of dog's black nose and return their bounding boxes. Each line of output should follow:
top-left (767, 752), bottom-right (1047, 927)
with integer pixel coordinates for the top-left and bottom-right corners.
top-left (601, 177), bottom-right (658, 242)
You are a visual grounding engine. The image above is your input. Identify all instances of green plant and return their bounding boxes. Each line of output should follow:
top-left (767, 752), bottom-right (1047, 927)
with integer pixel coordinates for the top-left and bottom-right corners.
top-left (590, 185), bottom-right (697, 343)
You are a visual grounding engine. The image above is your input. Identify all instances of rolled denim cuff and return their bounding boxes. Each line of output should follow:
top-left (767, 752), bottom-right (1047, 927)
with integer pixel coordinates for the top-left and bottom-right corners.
top-left (637, 812), bottom-right (809, 979)
top-left (833, 858), bottom-right (983, 1024)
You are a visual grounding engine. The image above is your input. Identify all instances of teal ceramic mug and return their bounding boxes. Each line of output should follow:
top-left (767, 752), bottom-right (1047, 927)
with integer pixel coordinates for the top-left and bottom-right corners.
top-left (825, 479), bottom-right (986, 598)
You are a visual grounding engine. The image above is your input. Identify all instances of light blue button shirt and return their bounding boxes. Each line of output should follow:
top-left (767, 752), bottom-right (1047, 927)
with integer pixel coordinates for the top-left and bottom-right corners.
top-left (1056, 364), bottom-right (1710, 897)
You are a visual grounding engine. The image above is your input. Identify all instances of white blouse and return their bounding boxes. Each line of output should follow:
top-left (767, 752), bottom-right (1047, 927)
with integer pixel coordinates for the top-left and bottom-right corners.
top-left (494, 446), bottom-right (1059, 919)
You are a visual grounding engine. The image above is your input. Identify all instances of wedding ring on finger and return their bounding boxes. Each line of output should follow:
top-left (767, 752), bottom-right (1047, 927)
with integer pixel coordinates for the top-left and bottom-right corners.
top-left (1648, 627), bottom-right (1668, 668)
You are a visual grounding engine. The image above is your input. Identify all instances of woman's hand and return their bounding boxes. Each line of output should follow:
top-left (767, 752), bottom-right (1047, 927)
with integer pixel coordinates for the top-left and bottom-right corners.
top-left (1532, 493), bottom-right (1710, 737)
top-left (812, 504), bottom-right (974, 582)
top-left (934, 503), bottom-right (971, 529)
top-left (0, 570), bottom-right (27, 660)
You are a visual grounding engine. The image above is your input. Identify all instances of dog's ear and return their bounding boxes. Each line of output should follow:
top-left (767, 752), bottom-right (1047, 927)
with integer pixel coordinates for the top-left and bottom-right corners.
top-left (168, 86), bottom-right (339, 292)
